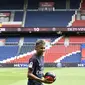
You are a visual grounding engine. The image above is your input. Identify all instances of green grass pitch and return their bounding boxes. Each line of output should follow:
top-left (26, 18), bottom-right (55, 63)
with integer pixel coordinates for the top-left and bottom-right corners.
top-left (0, 67), bottom-right (85, 85)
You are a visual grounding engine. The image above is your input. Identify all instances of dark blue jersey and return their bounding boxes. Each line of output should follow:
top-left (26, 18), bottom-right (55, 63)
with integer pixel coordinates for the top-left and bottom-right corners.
top-left (28, 54), bottom-right (44, 85)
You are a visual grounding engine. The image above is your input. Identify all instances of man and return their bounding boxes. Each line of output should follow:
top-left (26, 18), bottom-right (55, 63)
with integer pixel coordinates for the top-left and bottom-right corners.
top-left (27, 39), bottom-right (53, 85)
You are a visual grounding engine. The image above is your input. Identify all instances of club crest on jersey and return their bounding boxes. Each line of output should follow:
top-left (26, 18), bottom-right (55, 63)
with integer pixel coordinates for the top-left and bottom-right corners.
top-left (29, 62), bottom-right (33, 68)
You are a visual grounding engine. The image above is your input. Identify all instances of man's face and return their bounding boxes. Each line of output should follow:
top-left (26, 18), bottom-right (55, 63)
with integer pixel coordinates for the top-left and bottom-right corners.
top-left (35, 43), bottom-right (45, 55)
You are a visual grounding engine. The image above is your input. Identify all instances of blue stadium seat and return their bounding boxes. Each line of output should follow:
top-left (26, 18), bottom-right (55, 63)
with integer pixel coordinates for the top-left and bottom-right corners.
top-left (6, 37), bottom-right (20, 42)
top-left (25, 11), bottom-right (75, 27)
top-left (24, 35), bottom-right (59, 43)
top-left (19, 45), bottom-right (35, 54)
top-left (0, 46), bottom-right (18, 61)
top-left (60, 53), bottom-right (81, 63)
top-left (14, 11), bottom-right (24, 21)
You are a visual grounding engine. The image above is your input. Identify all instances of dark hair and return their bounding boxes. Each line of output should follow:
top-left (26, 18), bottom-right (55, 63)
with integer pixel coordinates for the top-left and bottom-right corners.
top-left (36, 39), bottom-right (45, 46)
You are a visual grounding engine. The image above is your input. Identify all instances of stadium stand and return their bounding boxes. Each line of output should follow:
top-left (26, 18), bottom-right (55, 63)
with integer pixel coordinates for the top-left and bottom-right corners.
top-left (0, 0), bottom-right (85, 66)
top-left (0, 45), bottom-right (18, 61)
top-left (68, 0), bottom-right (85, 27)
top-left (3, 35), bottom-right (82, 64)
top-left (45, 44), bottom-right (80, 63)
top-left (71, 20), bottom-right (85, 27)
top-left (14, 11), bottom-right (24, 21)
top-left (19, 45), bottom-right (35, 54)
top-left (69, 36), bottom-right (85, 44)
top-left (60, 53), bottom-right (81, 63)
top-left (5, 37), bottom-right (20, 45)
top-left (24, 37), bottom-right (38, 43)
top-left (80, 0), bottom-right (85, 10)
top-left (25, 11), bottom-right (75, 27)
top-left (81, 44), bottom-right (85, 63)
top-left (6, 37), bottom-right (20, 42)
top-left (0, 37), bottom-right (20, 45)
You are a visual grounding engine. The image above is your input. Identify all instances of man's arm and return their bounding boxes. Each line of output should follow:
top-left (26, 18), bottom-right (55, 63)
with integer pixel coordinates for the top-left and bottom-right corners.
top-left (27, 68), bottom-right (42, 82)
top-left (27, 68), bottom-right (53, 84)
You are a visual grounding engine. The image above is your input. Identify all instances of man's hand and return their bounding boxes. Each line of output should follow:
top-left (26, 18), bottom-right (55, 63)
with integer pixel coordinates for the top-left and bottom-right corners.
top-left (41, 78), bottom-right (53, 84)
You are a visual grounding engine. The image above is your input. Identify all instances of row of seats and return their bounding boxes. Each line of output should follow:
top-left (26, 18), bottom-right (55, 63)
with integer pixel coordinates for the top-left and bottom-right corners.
top-left (0, 46), bottom-right (18, 61)
top-left (60, 53), bottom-right (81, 63)
top-left (0, 44), bottom-right (35, 61)
top-left (0, 36), bottom-right (83, 63)
top-left (71, 20), bottom-right (85, 27)
top-left (0, 0), bottom-right (83, 27)
top-left (69, 0), bottom-right (85, 27)
top-left (0, 10), bottom-right (75, 27)
top-left (2, 11), bottom-right (75, 27)
top-left (3, 44), bottom-right (81, 63)
top-left (13, 11), bottom-right (75, 27)
top-left (0, 35), bottom-right (59, 43)
top-left (25, 11), bottom-right (75, 27)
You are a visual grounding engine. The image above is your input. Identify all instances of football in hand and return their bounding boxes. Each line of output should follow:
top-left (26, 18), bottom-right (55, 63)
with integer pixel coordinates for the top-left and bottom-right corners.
top-left (44, 72), bottom-right (56, 82)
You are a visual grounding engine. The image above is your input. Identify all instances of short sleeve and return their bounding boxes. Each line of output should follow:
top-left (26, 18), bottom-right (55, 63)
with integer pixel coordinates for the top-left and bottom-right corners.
top-left (28, 58), bottom-right (36, 71)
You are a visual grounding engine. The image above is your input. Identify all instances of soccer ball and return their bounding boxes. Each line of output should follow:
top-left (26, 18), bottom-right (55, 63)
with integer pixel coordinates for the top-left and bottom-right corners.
top-left (44, 72), bottom-right (56, 82)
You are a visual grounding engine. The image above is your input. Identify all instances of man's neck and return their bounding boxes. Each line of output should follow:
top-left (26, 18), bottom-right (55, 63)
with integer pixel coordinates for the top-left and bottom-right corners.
top-left (35, 53), bottom-right (43, 57)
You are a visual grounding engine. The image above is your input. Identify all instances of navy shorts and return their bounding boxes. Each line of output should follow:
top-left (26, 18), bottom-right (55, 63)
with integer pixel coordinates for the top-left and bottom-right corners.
top-left (27, 80), bottom-right (43, 85)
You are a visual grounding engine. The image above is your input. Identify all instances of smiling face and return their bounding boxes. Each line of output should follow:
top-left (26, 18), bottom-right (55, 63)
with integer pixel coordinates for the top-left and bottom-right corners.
top-left (35, 40), bottom-right (46, 56)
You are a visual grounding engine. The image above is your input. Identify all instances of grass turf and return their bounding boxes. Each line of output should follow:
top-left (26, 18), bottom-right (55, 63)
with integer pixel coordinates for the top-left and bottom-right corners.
top-left (0, 67), bottom-right (85, 85)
